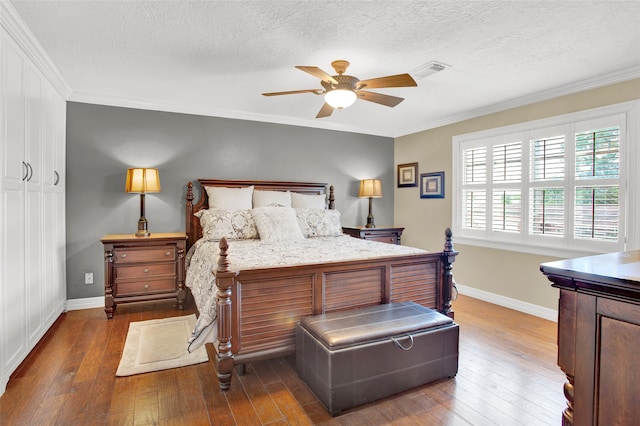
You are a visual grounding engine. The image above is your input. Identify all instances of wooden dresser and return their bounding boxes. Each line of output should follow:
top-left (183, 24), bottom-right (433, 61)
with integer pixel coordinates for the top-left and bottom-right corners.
top-left (540, 251), bottom-right (640, 426)
top-left (101, 232), bottom-right (187, 319)
top-left (342, 226), bottom-right (404, 245)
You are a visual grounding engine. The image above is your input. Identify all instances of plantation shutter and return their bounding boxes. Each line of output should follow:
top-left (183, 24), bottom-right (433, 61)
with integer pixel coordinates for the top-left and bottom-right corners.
top-left (492, 142), bottom-right (522, 233)
top-left (462, 147), bottom-right (487, 230)
top-left (574, 126), bottom-right (620, 241)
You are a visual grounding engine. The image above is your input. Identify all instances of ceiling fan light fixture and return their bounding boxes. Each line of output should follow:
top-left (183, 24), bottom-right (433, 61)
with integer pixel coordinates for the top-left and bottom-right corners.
top-left (324, 88), bottom-right (357, 110)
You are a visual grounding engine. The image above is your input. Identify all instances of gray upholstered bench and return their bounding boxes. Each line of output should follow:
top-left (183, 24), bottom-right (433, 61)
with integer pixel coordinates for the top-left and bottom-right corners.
top-left (295, 301), bottom-right (459, 416)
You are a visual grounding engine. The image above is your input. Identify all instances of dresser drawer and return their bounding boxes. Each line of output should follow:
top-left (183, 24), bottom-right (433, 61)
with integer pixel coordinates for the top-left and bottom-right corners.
top-left (115, 263), bottom-right (176, 280)
top-left (116, 279), bottom-right (176, 297)
top-left (114, 247), bottom-right (176, 264)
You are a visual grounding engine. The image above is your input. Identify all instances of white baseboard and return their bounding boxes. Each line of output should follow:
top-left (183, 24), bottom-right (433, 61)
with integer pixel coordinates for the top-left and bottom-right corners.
top-left (455, 284), bottom-right (558, 322)
top-left (66, 296), bottom-right (104, 311)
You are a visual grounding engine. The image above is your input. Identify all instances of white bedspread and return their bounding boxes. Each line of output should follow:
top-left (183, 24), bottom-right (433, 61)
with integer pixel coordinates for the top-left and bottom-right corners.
top-left (185, 235), bottom-right (427, 351)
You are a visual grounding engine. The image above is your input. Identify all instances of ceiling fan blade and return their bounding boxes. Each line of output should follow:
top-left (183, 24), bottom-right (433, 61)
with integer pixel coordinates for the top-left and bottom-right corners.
top-left (316, 103), bottom-right (334, 118)
top-left (357, 91), bottom-right (405, 107)
top-left (357, 73), bottom-right (417, 89)
top-left (262, 89), bottom-right (322, 96)
top-left (296, 66), bottom-right (339, 85)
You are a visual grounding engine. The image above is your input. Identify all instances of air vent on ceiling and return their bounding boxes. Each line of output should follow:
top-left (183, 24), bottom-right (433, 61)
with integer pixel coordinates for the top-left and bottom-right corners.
top-left (410, 61), bottom-right (451, 80)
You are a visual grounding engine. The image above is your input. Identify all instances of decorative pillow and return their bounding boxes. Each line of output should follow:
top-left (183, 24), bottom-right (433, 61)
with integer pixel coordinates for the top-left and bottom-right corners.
top-left (251, 207), bottom-right (304, 242)
top-left (253, 190), bottom-right (292, 208)
top-left (295, 208), bottom-right (343, 237)
top-left (195, 209), bottom-right (258, 241)
top-left (291, 192), bottom-right (326, 209)
top-left (205, 185), bottom-right (253, 210)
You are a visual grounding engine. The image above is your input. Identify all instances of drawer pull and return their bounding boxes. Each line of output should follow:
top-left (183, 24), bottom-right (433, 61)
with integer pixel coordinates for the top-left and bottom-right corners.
top-left (165, 251), bottom-right (171, 256)
top-left (143, 268), bottom-right (149, 273)
top-left (121, 253), bottom-right (127, 258)
top-left (144, 284), bottom-right (149, 289)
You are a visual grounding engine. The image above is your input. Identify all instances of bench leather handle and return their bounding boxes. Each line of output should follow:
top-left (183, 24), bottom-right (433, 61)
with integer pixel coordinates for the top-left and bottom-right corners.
top-left (391, 334), bottom-right (414, 351)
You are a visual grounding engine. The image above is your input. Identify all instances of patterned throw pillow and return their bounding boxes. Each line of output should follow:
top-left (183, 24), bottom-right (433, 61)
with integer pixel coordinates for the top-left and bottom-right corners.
top-left (195, 209), bottom-right (258, 241)
top-left (295, 209), bottom-right (343, 237)
top-left (251, 207), bottom-right (304, 242)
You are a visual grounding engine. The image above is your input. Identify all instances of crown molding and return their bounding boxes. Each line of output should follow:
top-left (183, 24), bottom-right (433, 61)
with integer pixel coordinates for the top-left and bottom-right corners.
top-left (0, 1), bottom-right (72, 99)
top-left (395, 65), bottom-right (640, 137)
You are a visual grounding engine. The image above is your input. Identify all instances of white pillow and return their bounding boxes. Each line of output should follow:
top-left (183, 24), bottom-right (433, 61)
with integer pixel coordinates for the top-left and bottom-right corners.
top-left (253, 190), bottom-right (292, 208)
top-left (291, 192), bottom-right (326, 209)
top-left (295, 208), bottom-right (343, 237)
top-left (252, 207), bottom-right (304, 242)
top-left (195, 209), bottom-right (258, 241)
top-left (205, 185), bottom-right (253, 210)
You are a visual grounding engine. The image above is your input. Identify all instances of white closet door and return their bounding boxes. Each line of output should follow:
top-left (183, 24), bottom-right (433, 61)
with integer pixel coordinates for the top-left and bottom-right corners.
top-left (24, 63), bottom-right (44, 345)
top-left (1, 189), bottom-right (26, 377)
top-left (1, 29), bottom-right (25, 186)
top-left (0, 27), bottom-right (27, 380)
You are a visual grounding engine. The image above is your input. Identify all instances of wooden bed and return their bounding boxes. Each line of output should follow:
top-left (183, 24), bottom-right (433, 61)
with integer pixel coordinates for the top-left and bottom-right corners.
top-left (185, 179), bottom-right (459, 391)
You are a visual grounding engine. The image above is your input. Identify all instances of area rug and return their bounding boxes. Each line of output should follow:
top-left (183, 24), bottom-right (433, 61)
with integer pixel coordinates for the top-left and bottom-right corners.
top-left (116, 314), bottom-right (208, 376)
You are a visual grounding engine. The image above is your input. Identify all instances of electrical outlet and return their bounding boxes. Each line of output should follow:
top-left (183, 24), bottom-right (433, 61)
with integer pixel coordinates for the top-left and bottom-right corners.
top-left (84, 272), bottom-right (94, 285)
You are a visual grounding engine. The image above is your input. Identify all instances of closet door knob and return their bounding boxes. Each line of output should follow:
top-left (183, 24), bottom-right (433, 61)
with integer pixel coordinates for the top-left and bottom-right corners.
top-left (22, 162), bottom-right (28, 181)
top-left (54, 171), bottom-right (60, 185)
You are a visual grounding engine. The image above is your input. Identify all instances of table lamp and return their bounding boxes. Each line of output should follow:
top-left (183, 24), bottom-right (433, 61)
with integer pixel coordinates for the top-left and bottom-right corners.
top-left (359, 179), bottom-right (382, 228)
top-left (125, 168), bottom-right (161, 237)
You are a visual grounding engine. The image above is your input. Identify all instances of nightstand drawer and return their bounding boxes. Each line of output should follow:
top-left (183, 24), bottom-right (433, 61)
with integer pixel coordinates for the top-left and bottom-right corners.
top-left (114, 263), bottom-right (176, 280)
top-left (342, 226), bottom-right (404, 245)
top-left (116, 279), bottom-right (176, 296)
top-left (114, 247), bottom-right (176, 264)
top-left (367, 235), bottom-right (398, 244)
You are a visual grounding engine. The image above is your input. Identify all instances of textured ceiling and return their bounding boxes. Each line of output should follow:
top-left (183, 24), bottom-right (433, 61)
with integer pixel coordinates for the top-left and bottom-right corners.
top-left (9, 0), bottom-right (640, 137)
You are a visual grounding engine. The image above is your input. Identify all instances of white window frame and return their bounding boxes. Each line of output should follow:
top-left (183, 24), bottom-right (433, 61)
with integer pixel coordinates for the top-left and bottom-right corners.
top-left (452, 100), bottom-right (640, 258)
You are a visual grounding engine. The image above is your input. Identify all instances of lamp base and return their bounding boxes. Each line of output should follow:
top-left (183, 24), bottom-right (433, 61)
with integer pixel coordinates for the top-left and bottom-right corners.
top-left (365, 197), bottom-right (375, 228)
top-left (135, 217), bottom-right (150, 237)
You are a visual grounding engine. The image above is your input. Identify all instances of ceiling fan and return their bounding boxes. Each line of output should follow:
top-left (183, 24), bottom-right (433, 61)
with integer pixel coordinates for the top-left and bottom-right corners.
top-left (262, 60), bottom-right (417, 118)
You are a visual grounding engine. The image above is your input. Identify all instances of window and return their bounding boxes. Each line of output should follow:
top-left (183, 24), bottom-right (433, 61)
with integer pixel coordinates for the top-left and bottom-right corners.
top-left (453, 102), bottom-right (639, 257)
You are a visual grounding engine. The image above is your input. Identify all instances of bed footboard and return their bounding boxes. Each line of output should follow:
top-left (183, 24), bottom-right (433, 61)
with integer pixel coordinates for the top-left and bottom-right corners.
top-left (213, 228), bottom-right (458, 391)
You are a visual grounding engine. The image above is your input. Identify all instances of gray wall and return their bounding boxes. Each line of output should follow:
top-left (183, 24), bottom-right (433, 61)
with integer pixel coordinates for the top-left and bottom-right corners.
top-left (66, 102), bottom-right (394, 299)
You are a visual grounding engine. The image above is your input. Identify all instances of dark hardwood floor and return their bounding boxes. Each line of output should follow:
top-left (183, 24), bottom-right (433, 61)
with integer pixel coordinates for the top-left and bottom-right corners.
top-left (0, 295), bottom-right (565, 425)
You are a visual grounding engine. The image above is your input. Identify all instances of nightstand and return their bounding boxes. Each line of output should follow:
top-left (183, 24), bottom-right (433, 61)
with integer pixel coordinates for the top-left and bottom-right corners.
top-left (101, 232), bottom-right (187, 319)
top-left (342, 226), bottom-right (405, 245)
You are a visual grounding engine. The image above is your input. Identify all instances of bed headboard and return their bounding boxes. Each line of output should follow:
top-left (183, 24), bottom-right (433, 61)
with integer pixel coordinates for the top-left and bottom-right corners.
top-left (185, 179), bottom-right (335, 249)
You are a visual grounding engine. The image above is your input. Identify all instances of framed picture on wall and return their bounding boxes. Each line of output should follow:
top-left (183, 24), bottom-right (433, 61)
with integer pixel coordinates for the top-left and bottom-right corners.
top-left (420, 171), bottom-right (444, 198)
top-left (397, 162), bottom-right (418, 187)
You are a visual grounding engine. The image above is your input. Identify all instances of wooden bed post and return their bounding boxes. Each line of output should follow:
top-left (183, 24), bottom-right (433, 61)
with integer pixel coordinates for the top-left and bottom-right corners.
top-left (441, 228), bottom-right (458, 319)
top-left (215, 237), bottom-right (235, 391)
top-left (328, 185), bottom-right (335, 210)
top-left (185, 182), bottom-right (194, 245)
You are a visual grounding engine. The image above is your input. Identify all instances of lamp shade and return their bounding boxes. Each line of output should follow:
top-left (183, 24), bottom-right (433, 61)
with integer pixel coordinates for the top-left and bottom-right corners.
top-left (125, 168), bottom-right (161, 193)
top-left (359, 179), bottom-right (382, 198)
top-left (325, 89), bottom-right (357, 109)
